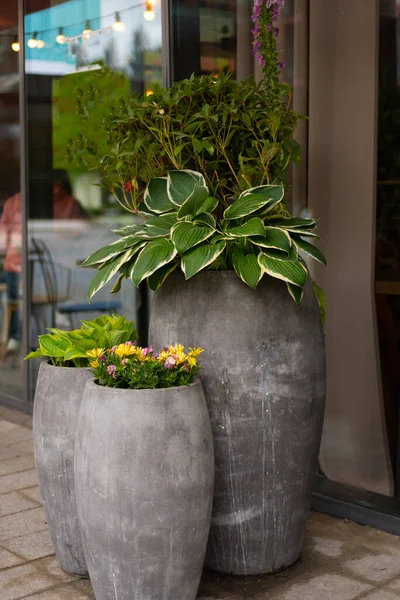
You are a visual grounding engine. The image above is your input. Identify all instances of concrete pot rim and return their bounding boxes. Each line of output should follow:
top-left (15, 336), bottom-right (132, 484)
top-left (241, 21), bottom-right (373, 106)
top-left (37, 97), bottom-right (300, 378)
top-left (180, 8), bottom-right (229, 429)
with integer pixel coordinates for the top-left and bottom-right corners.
top-left (41, 360), bottom-right (91, 373)
top-left (86, 378), bottom-right (202, 397)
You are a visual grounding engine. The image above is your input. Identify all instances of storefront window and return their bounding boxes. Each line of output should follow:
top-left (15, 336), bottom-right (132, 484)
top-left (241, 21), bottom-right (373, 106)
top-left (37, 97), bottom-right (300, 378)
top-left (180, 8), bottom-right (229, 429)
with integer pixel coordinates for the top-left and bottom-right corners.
top-left (0, 4), bottom-right (24, 403)
top-left (24, 0), bottom-right (163, 395)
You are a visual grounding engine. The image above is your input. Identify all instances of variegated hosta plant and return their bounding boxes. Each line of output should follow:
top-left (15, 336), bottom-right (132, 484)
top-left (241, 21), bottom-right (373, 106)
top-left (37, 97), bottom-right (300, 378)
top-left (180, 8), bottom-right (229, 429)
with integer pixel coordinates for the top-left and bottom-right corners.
top-left (84, 170), bottom-right (326, 305)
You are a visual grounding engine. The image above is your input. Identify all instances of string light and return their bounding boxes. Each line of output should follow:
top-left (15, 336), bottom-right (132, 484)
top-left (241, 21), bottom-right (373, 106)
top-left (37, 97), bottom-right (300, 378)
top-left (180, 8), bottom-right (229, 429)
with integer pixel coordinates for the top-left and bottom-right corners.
top-left (27, 32), bottom-right (39, 48)
top-left (56, 27), bottom-right (67, 44)
top-left (36, 38), bottom-right (45, 49)
top-left (82, 20), bottom-right (92, 39)
top-left (112, 12), bottom-right (125, 32)
top-left (143, 1), bottom-right (155, 21)
top-left (11, 36), bottom-right (20, 52)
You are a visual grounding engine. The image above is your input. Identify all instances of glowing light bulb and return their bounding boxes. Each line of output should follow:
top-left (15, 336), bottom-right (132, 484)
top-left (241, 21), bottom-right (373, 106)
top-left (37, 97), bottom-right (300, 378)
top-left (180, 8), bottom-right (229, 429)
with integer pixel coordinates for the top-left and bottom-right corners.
top-left (82, 20), bottom-right (92, 39)
top-left (36, 39), bottom-right (45, 49)
top-left (56, 27), bottom-right (67, 44)
top-left (11, 38), bottom-right (20, 52)
top-left (143, 2), bottom-right (155, 21)
top-left (112, 12), bottom-right (125, 32)
top-left (27, 32), bottom-right (38, 48)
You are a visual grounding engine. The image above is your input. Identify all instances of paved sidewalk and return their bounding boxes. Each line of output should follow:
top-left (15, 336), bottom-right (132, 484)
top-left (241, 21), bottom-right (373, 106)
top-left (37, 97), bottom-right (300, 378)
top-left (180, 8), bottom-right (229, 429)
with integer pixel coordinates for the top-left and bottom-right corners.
top-left (1, 412), bottom-right (400, 600)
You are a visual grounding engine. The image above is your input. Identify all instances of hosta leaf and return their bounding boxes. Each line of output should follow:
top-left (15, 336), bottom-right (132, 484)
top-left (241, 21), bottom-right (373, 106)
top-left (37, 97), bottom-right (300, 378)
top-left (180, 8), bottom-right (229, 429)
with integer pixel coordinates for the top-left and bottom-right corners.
top-left (181, 240), bottom-right (226, 279)
top-left (194, 213), bottom-right (216, 227)
top-left (138, 213), bottom-right (177, 238)
top-left (171, 221), bottom-right (214, 254)
top-left (24, 348), bottom-right (43, 360)
top-left (224, 186), bottom-right (284, 220)
top-left (232, 250), bottom-right (262, 289)
top-left (271, 217), bottom-right (317, 229)
top-left (111, 273), bottom-right (125, 294)
top-left (313, 280), bottom-right (326, 324)
top-left (167, 170), bottom-right (207, 206)
top-left (226, 217), bottom-right (266, 238)
top-left (64, 340), bottom-right (99, 361)
top-left (82, 235), bottom-right (141, 267)
top-left (39, 334), bottom-right (71, 357)
top-left (287, 282), bottom-right (304, 306)
top-left (177, 186), bottom-right (209, 218)
top-left (258, 253), bottom-right (307, 287)
top-left (88, 248), bottom-right (135, 300)
top-left (112, 224), bottom-right (145, 236)
top-left (144, 177), bottom-right (175, 213)
top-left (148, 261), bottom-right (177, 291)
top-left (261, 245), bottom-right (298, 261)
top-left (241, 184), bottom-right (284, 202)
top-left (251, 227), bottom-right (291, 253)
top-left (132, 239), bottom-right (177, 286)
top-left (292, 235), bottom-right (327, 265)
top-left (285, 229), bottom-right (321, 239)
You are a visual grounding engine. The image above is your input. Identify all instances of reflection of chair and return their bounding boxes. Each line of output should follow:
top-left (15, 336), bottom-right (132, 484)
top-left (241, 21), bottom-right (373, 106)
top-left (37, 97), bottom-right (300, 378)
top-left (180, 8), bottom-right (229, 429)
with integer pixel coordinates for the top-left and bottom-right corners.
top-left (30, 238), bottom-right (121, 331)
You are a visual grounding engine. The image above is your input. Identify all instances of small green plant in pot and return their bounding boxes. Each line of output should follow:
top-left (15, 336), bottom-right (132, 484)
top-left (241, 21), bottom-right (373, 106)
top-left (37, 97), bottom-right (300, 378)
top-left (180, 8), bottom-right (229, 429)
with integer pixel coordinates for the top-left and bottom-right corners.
top-left (75, 342), bottom-right (214, 600)
top-left (29, 313), bottom-right (137, 579)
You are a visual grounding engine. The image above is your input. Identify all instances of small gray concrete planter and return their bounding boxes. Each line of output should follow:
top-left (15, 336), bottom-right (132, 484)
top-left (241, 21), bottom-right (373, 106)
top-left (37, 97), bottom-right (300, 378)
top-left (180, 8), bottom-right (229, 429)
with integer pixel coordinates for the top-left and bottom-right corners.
top-left (33, 361), bottom-right (92, 577)
top-left (74, 379), bottom-right (214, 600)
top-left (149, 270), bottom-right (326, 576)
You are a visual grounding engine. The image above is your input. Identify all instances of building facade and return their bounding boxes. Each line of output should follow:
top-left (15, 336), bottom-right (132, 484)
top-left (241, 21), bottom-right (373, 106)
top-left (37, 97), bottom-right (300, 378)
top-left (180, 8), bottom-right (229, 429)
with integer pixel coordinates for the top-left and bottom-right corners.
top-left (0, 0), bottom-right (400, 532)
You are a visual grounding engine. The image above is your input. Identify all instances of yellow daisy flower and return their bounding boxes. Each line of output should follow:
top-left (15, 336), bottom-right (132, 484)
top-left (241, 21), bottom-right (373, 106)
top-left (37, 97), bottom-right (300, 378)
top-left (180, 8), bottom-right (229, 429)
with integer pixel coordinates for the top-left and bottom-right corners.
top-left (115, 343), bottom-right (137, 358)
top-left (90, 360), bottom-right (99, 368)
top-left (187, 356), bottom-right (197, 367)
top-left (87, 348), bottom-right (105, 359)
top-left (188, 347), bottom-right (204, 358)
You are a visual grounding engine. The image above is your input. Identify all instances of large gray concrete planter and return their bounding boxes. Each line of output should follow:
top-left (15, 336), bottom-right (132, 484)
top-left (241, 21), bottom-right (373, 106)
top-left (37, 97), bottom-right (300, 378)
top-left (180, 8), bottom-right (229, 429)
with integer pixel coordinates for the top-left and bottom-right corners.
top-left (33, 361), bottom-right (92, 576)
top-left (149, 270), bottom-right (326, 576)
top-left (74, 378), bottom-right (214, 600)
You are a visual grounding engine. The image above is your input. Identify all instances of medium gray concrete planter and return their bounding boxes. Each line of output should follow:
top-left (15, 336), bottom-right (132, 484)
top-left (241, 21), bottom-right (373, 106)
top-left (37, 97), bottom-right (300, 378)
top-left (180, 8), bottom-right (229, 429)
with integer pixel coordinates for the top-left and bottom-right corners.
top-left (74, 379), bottom-right (214, 600)
top-left (32, 361), bottom-right (92, 577)
top-left (149, 270), bottom-right (326, 576)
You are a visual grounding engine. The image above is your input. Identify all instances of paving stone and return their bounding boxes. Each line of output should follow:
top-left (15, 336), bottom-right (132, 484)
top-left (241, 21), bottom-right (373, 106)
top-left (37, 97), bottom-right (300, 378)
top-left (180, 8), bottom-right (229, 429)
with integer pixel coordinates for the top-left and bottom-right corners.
top-left (9, 439), bottom-right (34, 455)
top-left (0, 491), bottom-right (40, 517)
top-left (0, 454), bottom-right (36, 477)
top-left (0, 547), bottom-right (24, 569)
top-left (0, 445), bottom-right (31, 461)
top-left (346, 553), bottom-right (400, 583)
top-left (0, 427), bottom-right (33, 447)
top-left (308, 535), bottom-right (344, 558)
top-left (0, 421), bottom-right (21, 434)
top-left (27, 581), bottom-right (94, 599)
top-left (362, 591), bottom-right (400, 600)
top-left (35, 556), bottom-right (77, 583)
top-left (0, 468), bottom-right (38, 494)
top-left (2, 529), bottom-right (54, 560)
top-left (0, 506), bottom-right (47, 541)
top-left (0, 563), bottom-right (56, 600)
top-left (261, 574), bottom-right (373, 600)
top-left (20, 486), bottom-right (43, 505)
top-left (387, 579), bottom-right (400, 592)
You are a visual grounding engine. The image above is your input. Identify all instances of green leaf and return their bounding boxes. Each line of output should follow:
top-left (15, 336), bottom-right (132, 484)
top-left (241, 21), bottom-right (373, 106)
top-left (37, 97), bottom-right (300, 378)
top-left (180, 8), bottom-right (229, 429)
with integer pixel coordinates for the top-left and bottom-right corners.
top-left (148, 261), bottom-right (177, 291)
top-left (194, 213), bottom-right (216, 227)
top-left (24, 348), bottom-right (44, 360)
top-left (82, 235), bottom-right (141, 267)
top-left (250, 227), bottom-right (291, 253)
top-left (112, 224), bottom-right (145, 236)
top-left (271, 217), bottom-right (317, 229)
top-left (88, 248), bottom-right (135, 300)
top-left (313, 280), bottom-right (326, 324)
top-left (64, 340), bottom-right (98, 361)
top-left (287, 283), bottom-right (304, 306)
top-left (167, 170), bottom-right (207, 206)
top-left (226, 217), bottom-right (266, 238)
top-left (258, 253), bottom-right (307, 287)
top-left (137, 213), bottom-right (177, 238)
top-left (224, 185), bottom-right (284, 220)
top-left (39, 334), bottom-right (71, 358)
top-left (111, 273), bottom-right (125, 294)
top-left (171, 221), bottom-right (214, 254)
top-left (144, 177), bottom-right (176, 213)
top-left (232, 250), bottom-right (262, 289)
top-left (292, 235), bottom-right (327, 265)
top-left (181, 240), bottom-right (226, 280)
top-left (203, 140), bottom-right (215, 155)
top-left (132, 238), bottom-right (177, 286)
top-left (177, 186), bottom-right (209, 219)
top-left (260, 245), bottom-right (298, 261)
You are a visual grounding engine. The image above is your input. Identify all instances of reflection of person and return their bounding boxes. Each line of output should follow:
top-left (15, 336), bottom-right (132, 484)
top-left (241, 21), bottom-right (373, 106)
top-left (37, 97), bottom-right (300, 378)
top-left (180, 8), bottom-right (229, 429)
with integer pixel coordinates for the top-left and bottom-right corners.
top-left (0, 170), bottom-right (88, 352)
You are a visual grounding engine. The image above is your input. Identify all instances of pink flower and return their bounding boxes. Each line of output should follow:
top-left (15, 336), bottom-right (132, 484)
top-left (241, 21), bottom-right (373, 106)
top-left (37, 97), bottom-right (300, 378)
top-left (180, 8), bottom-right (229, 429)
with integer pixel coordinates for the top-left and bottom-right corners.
top-left (164, 357), bottom-right (176, 369)
top-left (143, 346), bottom-right (153, 357)
top-left (100, 354), bottom-right (107, 362)
top-left (107, 365), bottom-right (117, 378)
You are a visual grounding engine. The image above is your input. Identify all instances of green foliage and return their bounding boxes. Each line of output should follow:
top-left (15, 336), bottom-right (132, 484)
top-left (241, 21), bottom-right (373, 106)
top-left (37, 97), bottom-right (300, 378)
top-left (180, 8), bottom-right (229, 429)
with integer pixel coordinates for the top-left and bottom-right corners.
top-left (24, 314), bottom-right (137, 367)
top-left (90, 343), bottom-right (202, 389)
top-left (85, 170), bottom-right (326, 305)
top-left (67, 72), bottom-right (301, 214)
